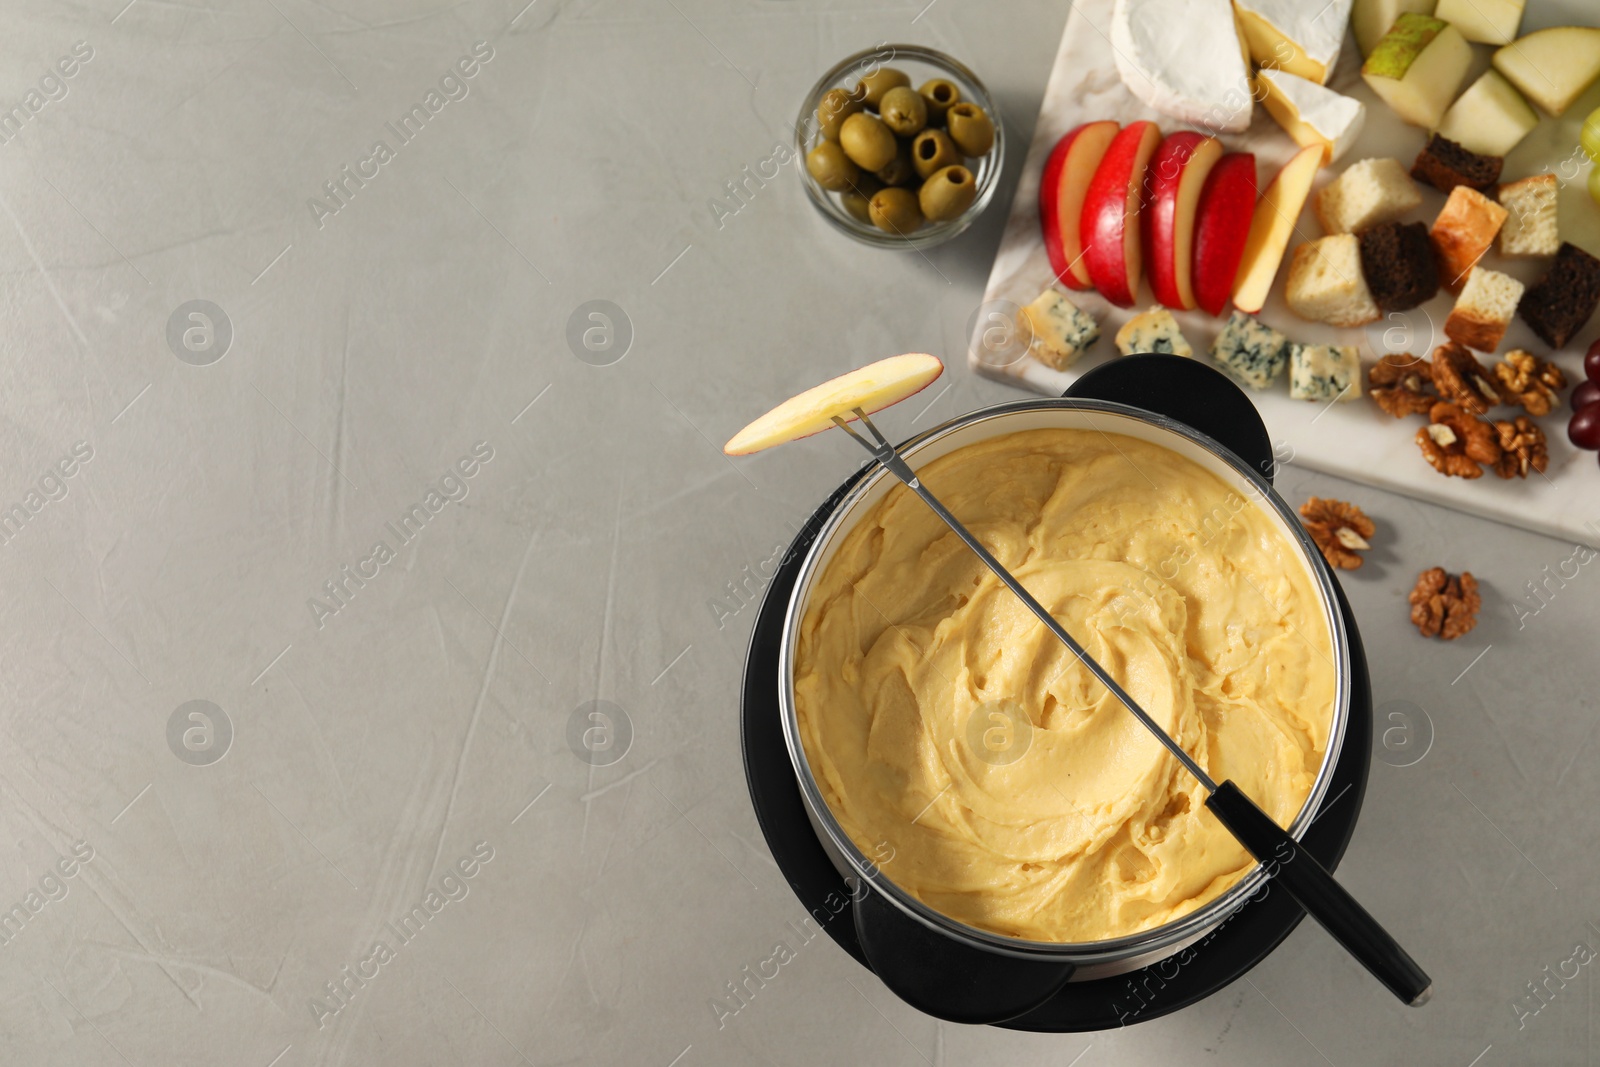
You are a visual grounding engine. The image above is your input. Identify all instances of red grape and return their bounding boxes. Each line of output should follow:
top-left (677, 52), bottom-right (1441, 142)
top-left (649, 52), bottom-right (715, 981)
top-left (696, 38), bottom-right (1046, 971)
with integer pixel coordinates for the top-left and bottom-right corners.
top-left (1587, 340), bottom-right (1600, 383)
top-left (1570, 403), bottom-right (1600, 450)
top-left (1576, 380), bottom-right (1600, 412)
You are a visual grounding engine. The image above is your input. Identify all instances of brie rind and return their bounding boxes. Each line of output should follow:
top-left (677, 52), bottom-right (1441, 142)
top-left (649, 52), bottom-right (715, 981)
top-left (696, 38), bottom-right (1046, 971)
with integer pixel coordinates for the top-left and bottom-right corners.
top-left (1111, 0), bottom-right (1254, 133)
top-left (1256, 68), bottom-right (1366, 164)
top-left (1234, 0), bottom-right (1355, 85)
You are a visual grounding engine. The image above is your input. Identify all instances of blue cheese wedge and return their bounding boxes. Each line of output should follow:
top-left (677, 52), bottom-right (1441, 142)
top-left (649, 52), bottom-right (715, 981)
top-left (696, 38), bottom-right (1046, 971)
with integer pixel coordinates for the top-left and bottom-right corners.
top-left (1210, 311), bottom-right (1289, 388)
top-left (1115, 307), bottom-right (1193, 357)
top-left (1018, 289), bottom-right (1099, 370)
top-left (1289, 343), bottom-right (1363, 402)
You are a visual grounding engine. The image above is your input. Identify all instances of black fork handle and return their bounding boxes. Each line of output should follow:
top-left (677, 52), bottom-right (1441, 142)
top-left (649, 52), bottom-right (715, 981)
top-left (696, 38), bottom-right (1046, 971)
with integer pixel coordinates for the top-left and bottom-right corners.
top-left (1205, 780), bottom-right (1432, 1006)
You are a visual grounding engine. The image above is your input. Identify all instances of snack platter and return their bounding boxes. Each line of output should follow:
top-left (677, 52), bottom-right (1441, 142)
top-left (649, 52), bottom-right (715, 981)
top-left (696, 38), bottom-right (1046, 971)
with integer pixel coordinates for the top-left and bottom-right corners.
top-left (977, 0), bottom-right (1600, 544)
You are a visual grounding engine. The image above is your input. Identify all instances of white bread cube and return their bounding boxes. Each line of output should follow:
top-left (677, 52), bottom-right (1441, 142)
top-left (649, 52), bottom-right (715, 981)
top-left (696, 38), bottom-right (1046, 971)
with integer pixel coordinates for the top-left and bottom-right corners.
top-left (1314, 158), bottom-right (1422, 234)
top-left (1497, 174), bottom-right (1559, 257)
top-left (1444, 266), bottom-right (1524, 352)
top-left (1285, 234), bottom-right (1381, 327)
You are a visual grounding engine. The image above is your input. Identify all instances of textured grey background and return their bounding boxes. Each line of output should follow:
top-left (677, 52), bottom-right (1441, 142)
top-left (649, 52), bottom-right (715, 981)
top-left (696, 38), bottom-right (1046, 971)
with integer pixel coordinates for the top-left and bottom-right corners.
top-left (0, 1), bottom-right (1596, 1064)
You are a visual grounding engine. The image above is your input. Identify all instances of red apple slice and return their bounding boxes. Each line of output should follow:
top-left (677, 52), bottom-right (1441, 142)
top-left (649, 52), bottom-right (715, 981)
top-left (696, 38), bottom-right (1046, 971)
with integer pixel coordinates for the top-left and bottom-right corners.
top-left (1191, 153), bottom-right (1258, 317)
top-left (1080, 121), bottom-right (1163, 307)
top-left (722, 354), bottom-right (943, 456)
top-left (1143, 132), bottom-right (1224, 310)
top-left (1040, 121), bottom-right (1120, 291)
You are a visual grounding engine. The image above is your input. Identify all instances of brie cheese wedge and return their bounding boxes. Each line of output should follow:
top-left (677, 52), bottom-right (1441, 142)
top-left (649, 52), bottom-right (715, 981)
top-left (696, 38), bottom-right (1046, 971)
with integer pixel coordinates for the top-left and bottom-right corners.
top-left (1111, 0), bottom-right (1254, 133)
top-left (1234, 0), bottom-right (1355, 84)
top-left (1255, 68), bottom-right (1366, 164)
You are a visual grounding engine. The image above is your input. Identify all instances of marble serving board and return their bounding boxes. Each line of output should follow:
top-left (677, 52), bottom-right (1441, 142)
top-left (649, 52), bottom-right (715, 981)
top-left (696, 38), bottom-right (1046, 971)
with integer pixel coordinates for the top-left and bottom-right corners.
top-left (977, 0), bottom-right (1600, 545)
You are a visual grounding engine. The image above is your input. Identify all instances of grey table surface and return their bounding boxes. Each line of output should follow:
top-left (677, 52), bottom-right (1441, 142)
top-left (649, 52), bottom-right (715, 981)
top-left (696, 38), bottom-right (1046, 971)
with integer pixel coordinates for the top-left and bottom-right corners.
top-left (1, 0), bottom-right (1596, 1064)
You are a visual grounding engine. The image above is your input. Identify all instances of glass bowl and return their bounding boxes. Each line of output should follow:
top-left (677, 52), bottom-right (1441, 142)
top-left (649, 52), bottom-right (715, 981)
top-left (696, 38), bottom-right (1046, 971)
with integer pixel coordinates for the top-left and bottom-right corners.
top-left (795, 44), bottom-right (1005, 250)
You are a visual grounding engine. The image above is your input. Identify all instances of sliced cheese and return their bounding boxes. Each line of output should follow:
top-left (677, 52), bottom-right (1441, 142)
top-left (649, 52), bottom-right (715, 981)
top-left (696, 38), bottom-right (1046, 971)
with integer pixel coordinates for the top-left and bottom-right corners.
top-left (1234, 0), bottom-right (1355, 84)
top-left (1255, 69), bottom-right (1366, 164)
top-left (1111, 0), bottom-right (1254, 134)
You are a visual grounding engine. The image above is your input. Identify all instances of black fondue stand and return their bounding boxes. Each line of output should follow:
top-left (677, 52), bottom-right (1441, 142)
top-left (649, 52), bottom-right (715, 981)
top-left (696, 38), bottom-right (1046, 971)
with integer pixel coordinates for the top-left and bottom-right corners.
top-left (739, 357), bottom-right (1375, 1030)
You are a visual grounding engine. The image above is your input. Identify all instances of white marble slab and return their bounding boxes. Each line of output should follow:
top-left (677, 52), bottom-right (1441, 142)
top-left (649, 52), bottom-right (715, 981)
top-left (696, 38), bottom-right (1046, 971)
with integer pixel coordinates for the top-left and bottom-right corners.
top-left (978, 0), bottom-right (1600, 544)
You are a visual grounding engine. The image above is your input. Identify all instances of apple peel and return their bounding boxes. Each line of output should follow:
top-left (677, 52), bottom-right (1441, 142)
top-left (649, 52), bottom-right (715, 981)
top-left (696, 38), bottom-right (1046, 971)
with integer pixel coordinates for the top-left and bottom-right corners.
top-left (722, 354), bottom-right (944, 456)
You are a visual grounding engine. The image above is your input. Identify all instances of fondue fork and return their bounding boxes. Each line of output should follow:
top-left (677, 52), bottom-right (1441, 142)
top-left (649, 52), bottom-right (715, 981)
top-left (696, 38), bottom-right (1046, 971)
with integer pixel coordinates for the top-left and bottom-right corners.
top-left (829, 406), bottom-right (1431, 1007)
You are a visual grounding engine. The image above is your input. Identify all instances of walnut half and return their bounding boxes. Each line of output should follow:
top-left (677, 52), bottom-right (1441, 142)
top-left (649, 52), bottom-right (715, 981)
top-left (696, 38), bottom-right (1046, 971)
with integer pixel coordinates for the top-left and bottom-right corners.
top-left (1431, 343), bottom-right (1503, 415)
top-left (1299, 497), bottom-right (1375, 569)
top-left (1493, 349), bottom-right (1566, 417)
top-left (1492, 416), bottom-right (1550, 479)
top-left (1417, 402), bottom-right (1501, 479)
top-left (1408, 566), bottom-right (1481, 640)
top-left (1369, 353), bottom-right (1436, 418)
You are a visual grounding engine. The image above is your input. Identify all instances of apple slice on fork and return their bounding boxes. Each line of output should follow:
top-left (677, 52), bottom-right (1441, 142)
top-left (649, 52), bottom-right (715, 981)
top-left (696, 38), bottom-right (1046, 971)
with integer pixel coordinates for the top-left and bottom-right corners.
top-left (722, 354), bottom-right (943, 456)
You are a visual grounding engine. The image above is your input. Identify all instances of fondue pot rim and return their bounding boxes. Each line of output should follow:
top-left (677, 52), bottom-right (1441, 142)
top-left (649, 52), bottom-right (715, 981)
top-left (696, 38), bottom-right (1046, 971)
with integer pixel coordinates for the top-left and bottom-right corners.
top-left (777, 396), bottom-right (1353, 964)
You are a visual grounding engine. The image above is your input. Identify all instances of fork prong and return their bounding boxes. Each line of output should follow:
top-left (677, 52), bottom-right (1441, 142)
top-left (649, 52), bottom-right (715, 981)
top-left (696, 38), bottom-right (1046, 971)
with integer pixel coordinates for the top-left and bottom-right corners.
top-left (831, 414), bottom-right (873, 452)
top-left (853, 408), bottom-right (893, 450)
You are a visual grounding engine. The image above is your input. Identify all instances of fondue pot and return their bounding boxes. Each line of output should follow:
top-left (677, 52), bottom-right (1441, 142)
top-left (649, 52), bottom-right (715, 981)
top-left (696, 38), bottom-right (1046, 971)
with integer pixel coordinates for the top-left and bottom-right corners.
top-left (740, 356), bottom-right (1377, 1029)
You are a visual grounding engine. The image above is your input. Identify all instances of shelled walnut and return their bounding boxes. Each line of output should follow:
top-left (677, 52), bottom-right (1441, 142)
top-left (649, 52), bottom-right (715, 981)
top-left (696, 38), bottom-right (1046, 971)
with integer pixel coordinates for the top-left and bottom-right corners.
top-left (1416, 402), bottom-right (1501, 479)
top-left (1299, 497), bottom-right (1375, 569)
top-left (1408, 567), bottom-right (1481, 640)
top-left (1368, 353), bottom-right (1435, 418)
top-left (1492, 349), bottom-right (1566, 417)
top-left (1431, 343), bottom-right (1503, 415)
top-left (1492, 416), bottom-right (1549, 479)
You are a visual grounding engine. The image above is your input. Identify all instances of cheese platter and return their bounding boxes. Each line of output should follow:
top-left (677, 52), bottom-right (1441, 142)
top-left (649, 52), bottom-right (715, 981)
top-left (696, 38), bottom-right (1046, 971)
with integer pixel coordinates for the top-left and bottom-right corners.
top-left (975, 0), bottom-right (1600, 545)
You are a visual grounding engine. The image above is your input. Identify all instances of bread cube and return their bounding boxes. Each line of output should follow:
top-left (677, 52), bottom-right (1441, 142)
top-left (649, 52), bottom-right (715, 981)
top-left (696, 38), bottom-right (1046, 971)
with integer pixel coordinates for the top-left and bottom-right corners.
top-left (1431, 185), bottom-right (1509, 291)
top-left (1497, 174), bottom-right (1559, 258)
top-left (1286, 234), bottom-right (1381, 327)
top-left (1519, 242), bottom-right (1600, 348)
top-left (1315, 158), bottom-right (1422, 234)
top-left (1444, 266), bottom-right (1524, 352)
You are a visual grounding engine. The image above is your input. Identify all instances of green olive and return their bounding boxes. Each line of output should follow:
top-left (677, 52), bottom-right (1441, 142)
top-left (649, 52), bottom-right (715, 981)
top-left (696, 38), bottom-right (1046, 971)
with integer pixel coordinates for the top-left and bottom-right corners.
top-left (911, 128), bottom-right (961, 179)
top-left (816, 87), bottom-right (864, 141)
top-left (868, 187), bottom-right (923, 235)
top-left (840, 190), bottom-right (872, 223)
top-left (838, 174), bottom-right (883, 223)
top-left (919, 79), bottom-right (961, 126)
top-left (839, 112), bottom-right (897, 172)
top-left (918, 165), bottom-right (976, 222)
top-left (855, 66), bottom-right (911, 108)
top-left (876, 140), bottom-right (917, 186)
top-left (806, 141), bottom-right (861, 192)
top-left (946, 102), bottom-right (995, 157)
top-left (877, 86), bottom-right (927, 137)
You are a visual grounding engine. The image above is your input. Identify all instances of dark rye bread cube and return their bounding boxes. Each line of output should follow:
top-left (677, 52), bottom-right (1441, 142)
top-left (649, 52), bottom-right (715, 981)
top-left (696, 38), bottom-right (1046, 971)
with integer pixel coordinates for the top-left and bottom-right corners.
top-left (1411, 134), bottom-right (1503, 194)
top-left (1520, 242), bottom-right (1600, 348)
top-left (1358, 221), bottom-right (1439, 313)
